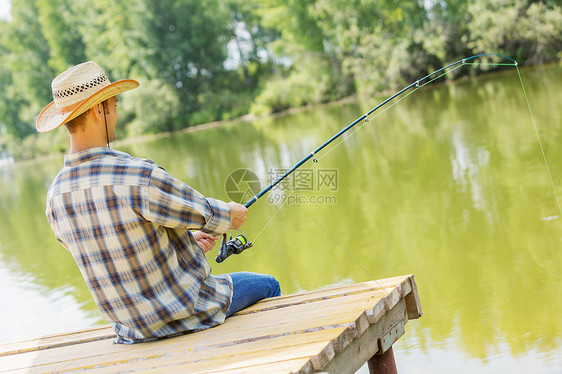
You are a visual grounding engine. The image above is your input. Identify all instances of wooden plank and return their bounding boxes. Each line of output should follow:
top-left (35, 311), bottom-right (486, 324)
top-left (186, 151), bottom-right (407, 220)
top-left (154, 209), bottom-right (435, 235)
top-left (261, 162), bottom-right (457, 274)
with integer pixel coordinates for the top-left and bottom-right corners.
top-left (19, 328), bottom-right (352, 374)
top-left (0, 275), bottom-right (412, 358)
top-left (193, 358), bottom-right (315, 374)
top-left (0, 275), bottom-right (413, 357)
top-left (5, 358), bottom-right (316, 374)
top-left (85, 340), bottom-right (329, 374)
top-left (16, 310), bottom-right (364, 373)
top-left (238, 276), bottom-right (411, 310)
top-left (405, 275), bottom-right (423, 319)
top-left (322, 298), bottom-right (408, 374)
top-left (1, 290), bottom-right (386, 372)
top-left (177, 288), bottom-right (385, 337)
top-left (0, 326), bottom-right (114, 357)
top-left (138, 302), bottom-right (407, 374)
top-left (3, 286), bottom-right (399, 372)
top-left (365, 298), bottom-right (386, 324)
top-left (237, 275), bottom-right (412, 315)
top-left (174, 290), bottom-right (387, 346)
top-left (235, 285), bottom-right (394, 316)
top-left (7, 308), bottom-right (365, 372)
top-left (383, 286), bottom-right (402, 313)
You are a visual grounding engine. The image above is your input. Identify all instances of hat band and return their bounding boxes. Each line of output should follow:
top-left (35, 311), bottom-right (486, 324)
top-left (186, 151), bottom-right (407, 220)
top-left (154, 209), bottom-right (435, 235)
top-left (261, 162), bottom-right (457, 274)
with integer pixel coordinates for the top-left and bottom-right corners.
top-left (58, 101), bottom-right (82, 115)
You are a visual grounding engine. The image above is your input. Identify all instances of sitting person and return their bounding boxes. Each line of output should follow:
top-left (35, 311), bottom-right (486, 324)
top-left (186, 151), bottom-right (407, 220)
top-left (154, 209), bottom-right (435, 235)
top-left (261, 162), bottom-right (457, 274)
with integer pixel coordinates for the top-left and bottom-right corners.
top-left (37, 61), bottom-right (280, 343)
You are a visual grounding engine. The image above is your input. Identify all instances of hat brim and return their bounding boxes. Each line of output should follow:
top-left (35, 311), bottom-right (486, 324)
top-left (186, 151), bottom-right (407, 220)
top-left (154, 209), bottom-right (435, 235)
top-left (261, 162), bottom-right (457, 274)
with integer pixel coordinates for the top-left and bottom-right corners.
top-left (36, 79), bottom-right (140, 133)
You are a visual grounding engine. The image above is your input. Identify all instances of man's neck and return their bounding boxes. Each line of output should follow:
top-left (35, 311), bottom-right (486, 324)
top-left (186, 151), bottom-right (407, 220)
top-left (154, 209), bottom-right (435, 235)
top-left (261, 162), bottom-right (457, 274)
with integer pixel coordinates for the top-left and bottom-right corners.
top-left (69, 136), bottom-right (108, 154)
top-left (67, 112), bottom-right (112, 154)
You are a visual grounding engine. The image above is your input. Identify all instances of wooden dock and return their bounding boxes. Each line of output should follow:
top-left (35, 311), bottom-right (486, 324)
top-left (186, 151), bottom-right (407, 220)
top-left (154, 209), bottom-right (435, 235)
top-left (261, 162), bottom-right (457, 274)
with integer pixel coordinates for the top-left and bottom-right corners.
top-left (0, 274), bottom-right (422, 373)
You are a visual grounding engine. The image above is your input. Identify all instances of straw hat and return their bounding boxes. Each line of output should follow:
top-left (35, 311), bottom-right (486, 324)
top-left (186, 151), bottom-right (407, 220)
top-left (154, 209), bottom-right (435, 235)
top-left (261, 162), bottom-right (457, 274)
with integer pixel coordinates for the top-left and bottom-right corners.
top-left (36, 61), bottom-right (139, 132)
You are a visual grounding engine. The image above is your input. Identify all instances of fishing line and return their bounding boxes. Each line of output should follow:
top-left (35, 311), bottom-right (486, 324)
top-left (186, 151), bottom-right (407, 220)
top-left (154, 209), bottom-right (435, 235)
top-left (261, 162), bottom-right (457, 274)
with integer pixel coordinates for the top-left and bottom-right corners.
top-left (515, 65), bottom-right (562, 217)
top-left (250, 159), bottom-right (393, 294)
top-left (309, 216), bottom-right (389, 290)
top-left (215, 54), bottom-right (560, 269)
top-left (351, 51), bottom-right (422, 123)
top-left (249, 160), bottom-right (393, 294)
top-left (250, 63), bottom-right (468, 245)
top-left (250, 56), bottom-right (421, 245)
top-left (251, 162), bottom-right (318, 244)
top-left (317, 63), bottom-right (467, 162)
top-left (241, 55), bottom-right (515, 212)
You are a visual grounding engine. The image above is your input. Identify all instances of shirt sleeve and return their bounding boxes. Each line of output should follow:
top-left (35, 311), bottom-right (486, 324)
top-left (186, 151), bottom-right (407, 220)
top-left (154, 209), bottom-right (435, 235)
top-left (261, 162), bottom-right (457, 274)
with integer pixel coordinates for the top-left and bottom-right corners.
top-left (142, 165), bottom-right (231, 236)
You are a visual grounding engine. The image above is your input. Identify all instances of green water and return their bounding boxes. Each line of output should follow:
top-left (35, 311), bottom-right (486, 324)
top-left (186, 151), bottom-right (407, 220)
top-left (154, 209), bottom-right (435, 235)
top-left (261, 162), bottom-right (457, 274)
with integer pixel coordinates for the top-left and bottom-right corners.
top-left (1, 64), bottom-right (561, 373)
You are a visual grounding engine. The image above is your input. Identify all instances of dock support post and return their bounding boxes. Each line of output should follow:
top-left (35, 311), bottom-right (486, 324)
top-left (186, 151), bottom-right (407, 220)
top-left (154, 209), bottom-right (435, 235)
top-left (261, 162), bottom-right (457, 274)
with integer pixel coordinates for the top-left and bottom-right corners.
top-left (367, 346), bottom-right (397, 374)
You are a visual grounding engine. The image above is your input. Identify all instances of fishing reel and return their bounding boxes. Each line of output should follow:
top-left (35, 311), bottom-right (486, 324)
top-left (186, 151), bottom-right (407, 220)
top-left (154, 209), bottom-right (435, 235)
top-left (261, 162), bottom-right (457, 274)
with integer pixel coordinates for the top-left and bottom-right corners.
top-left (215, 231), bottom-right (253, 263)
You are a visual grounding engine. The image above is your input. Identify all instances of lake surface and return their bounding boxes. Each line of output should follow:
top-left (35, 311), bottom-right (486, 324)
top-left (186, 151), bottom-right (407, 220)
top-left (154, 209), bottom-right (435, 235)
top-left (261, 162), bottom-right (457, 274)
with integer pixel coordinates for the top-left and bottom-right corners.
top-left (1, 64), bottom-right (561, 373)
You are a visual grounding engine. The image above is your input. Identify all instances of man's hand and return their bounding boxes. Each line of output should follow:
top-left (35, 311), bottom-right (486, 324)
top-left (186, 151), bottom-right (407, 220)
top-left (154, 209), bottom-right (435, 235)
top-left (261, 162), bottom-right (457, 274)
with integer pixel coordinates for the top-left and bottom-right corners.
top-left (192, 231), bottom-right (219, 253)
top-left (228, 202), bottom-right (247, 230)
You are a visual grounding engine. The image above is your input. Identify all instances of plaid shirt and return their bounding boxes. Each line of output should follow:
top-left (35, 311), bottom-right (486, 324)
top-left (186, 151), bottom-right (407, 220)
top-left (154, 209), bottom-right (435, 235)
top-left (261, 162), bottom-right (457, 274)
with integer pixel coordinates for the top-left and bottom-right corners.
top-left (45, 147), bottom-right (233, 344)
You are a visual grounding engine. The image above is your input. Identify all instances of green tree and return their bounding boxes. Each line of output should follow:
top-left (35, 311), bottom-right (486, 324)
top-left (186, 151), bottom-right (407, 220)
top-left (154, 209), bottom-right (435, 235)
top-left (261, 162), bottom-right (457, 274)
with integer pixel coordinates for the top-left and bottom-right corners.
top-left (37, 0), bottom-right (86, 73)
top-left (0, 0), bottom-right (561, 160)
top-left (0, 0), bottom-right (54, 139)
top-left (76, 0), bottom-right (143, 78)
top-left (224, 0), bottom-right (272, 86)
top-left (312, 0), bottom-right (430, 94)
top-left (250, 0), bottom-right (352, 114)
top-left (131, 0), bottom-right (230, 130)
top-left (467, 0), bottom-right (562, 65)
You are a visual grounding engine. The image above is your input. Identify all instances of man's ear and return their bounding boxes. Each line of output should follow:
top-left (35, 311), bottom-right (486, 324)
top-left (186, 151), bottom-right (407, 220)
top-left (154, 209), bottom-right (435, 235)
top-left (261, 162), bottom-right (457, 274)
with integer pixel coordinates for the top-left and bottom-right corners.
top-left (92, 103), bottom-right (104, 120)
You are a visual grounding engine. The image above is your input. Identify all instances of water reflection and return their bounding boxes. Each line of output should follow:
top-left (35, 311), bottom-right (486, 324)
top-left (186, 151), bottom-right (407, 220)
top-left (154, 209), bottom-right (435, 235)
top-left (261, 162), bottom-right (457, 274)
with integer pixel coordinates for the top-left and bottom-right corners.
top-left (1, 64), bottom-right (561, 372)
top-left (0, 257), bottom-right (100, 342)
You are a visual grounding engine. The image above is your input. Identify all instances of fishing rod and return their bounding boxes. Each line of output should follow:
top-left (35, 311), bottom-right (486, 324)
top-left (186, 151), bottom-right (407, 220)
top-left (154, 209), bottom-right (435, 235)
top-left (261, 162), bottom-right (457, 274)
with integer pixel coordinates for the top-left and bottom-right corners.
top-left (215, 53), bottom-right (518, 263)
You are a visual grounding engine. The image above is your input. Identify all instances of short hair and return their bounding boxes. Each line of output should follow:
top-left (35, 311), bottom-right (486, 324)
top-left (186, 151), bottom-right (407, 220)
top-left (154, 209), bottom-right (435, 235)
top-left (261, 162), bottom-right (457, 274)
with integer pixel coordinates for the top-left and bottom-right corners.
top-left (64, 110), bottom-right (89, 134)
top-left (63, 99), bottom-right (110, 134)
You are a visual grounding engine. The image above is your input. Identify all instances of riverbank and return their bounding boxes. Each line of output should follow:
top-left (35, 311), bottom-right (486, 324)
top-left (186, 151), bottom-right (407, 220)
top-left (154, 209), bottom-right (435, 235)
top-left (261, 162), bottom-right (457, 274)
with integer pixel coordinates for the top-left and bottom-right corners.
top-left (7, 60), bottom-right (559, 168)
top-left (7, 95), bottom-right (359, 167)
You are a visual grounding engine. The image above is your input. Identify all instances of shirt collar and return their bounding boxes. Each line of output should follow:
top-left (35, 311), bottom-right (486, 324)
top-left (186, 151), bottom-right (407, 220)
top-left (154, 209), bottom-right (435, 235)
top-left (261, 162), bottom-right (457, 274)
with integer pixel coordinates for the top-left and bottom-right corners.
top-left (63, 147), bottom-right (131, 167)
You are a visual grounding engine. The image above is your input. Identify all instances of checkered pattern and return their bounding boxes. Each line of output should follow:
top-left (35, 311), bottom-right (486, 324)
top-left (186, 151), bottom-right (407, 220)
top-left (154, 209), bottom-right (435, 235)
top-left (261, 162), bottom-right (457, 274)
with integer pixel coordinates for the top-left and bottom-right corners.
top-left (45, 148), bottom-right (233, 344)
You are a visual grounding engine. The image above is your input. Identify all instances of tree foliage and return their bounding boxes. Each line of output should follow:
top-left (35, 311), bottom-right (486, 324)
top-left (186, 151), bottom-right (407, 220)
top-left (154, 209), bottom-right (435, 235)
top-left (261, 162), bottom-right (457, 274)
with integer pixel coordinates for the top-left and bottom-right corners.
top-left (0, 0), bottom-right (560, 159)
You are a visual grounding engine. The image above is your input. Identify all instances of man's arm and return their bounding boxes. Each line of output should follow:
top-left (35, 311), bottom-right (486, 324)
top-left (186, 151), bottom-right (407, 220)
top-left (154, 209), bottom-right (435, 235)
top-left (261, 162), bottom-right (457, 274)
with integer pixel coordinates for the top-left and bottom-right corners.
top-left (193, 201), bottom-right (247, 253)
top-left (141, 166), bottom-right (234, 236)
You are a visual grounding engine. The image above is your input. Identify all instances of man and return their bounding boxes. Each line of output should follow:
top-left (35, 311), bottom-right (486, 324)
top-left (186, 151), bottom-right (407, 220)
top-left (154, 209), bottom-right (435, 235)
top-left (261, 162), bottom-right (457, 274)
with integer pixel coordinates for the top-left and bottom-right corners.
top-left (37, 61), bottom-right (280, 344)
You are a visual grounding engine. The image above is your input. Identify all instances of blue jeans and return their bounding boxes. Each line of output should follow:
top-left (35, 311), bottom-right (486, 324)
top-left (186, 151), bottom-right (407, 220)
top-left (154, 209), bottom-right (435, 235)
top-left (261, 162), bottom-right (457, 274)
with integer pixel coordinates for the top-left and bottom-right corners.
top-left (226, 272), bottom-right (281, 317)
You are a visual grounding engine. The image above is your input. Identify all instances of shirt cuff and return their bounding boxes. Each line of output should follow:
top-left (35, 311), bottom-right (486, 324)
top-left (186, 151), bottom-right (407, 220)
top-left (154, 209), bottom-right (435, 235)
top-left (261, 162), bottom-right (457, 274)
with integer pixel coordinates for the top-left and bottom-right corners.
top-left (203, 198), bottom-right (231, 235)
